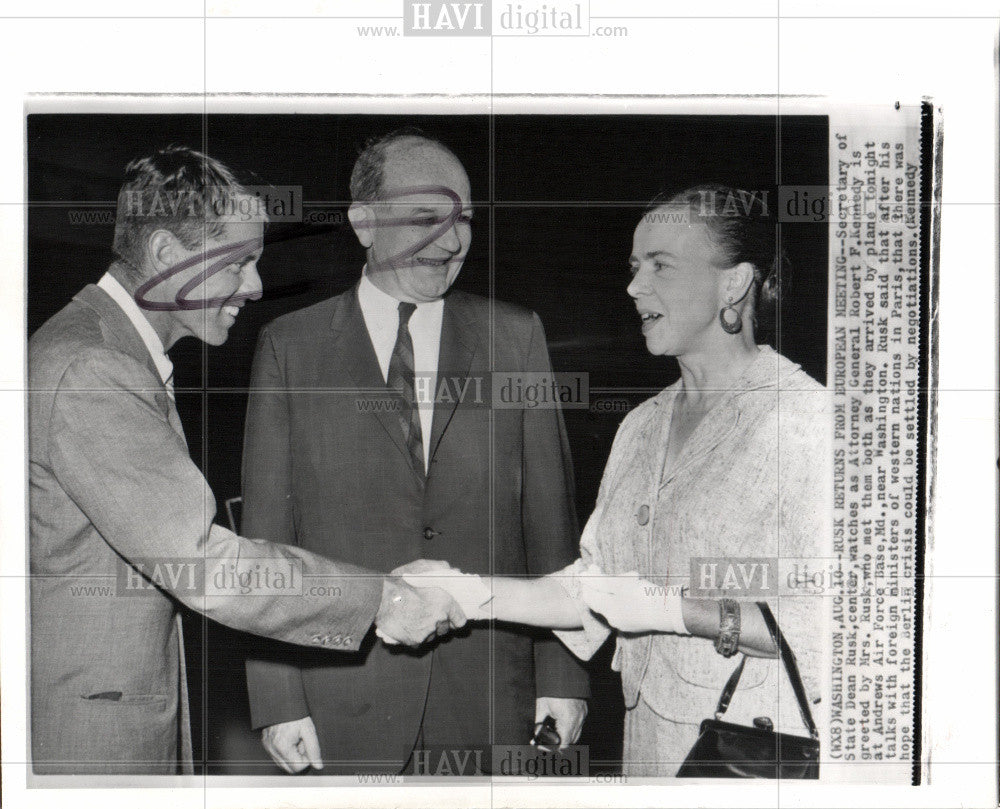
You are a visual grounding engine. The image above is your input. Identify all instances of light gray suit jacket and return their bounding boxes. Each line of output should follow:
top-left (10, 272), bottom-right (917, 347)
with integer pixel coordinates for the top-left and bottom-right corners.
top-left (29, 284), bottom-right (383, 775)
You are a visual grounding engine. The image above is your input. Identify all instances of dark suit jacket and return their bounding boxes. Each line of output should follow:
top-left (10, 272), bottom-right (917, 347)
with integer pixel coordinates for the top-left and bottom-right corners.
top-left (28, 284), bottom-right (384, 775)
top-left (242, 283), bottom-right (589, 772)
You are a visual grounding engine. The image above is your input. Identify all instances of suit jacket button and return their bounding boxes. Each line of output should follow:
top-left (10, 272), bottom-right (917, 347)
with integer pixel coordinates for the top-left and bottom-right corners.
top-left (343, 636), bottom-right (353, 646)
top-left (636, 504), bottom-right (650, 525)
top-left (310, 634), bottom-right (324, 644)
top-left (423, 527), bottom-right (437, 540)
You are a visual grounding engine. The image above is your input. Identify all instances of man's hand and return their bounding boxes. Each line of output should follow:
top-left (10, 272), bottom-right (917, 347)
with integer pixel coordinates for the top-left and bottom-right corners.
top-left (534, 697), bottom-right (588, 750)
top-left (261, 716), bottom-right (323, 773)
top-left (392, 558), bottom-right (494, 620)
top-left (375, 575), bottom-right (467, 646)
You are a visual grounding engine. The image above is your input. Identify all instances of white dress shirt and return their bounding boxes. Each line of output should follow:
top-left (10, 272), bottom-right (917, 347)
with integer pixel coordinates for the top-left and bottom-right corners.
top-left (97, 272), bottom-right (175, 398)
top-left (357, 272), bottom-right (444, 472)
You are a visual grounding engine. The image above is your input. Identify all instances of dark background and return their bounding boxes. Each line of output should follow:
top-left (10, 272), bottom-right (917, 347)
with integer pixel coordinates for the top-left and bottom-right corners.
top-left (27, 112), bottom-right (828, 774)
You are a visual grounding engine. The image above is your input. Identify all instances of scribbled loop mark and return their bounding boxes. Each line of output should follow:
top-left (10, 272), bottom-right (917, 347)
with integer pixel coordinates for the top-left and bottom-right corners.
top-left (134, 237), bottom-right (263, 311)
top-left (352, 185), bottom-right (465, 272)
top-left (132, 185), bottom-right (462, 310)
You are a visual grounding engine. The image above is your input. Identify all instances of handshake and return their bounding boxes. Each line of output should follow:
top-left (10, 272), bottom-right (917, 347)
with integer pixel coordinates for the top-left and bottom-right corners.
top-left (373, 559), bottom-right (494, 647)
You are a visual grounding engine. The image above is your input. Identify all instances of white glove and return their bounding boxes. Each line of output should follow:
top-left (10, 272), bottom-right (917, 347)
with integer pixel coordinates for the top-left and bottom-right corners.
top-left (397, 561), bottom-right (494, 620)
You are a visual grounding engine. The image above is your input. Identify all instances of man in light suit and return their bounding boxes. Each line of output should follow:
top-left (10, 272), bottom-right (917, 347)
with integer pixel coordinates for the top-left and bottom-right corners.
top-left (243, 131), bottom-right (590, 775)
top-left (28, 146), bottom-right (463, 775)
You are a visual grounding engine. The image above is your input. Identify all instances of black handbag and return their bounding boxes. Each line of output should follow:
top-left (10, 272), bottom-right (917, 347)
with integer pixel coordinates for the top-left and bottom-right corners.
top-left (676, 601), bottom-right (820, 778)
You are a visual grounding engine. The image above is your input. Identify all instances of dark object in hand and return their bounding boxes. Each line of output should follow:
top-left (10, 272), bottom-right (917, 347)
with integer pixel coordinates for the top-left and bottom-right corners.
top-left (532, 715), bottom-right (560, 752)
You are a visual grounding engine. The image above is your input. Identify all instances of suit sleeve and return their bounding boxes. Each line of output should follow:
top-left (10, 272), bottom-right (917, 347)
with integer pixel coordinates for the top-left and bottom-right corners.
top-left (520, 313), bottom-right (591, 700)
top-left (242, 328), bottom-right (317, 730)
top-left (45, 346), bottom-right (383, 658)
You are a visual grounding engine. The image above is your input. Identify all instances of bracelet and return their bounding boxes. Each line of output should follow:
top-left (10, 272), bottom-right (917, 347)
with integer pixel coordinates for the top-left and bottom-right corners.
top-left (713, 598), bottom-right (741, 657)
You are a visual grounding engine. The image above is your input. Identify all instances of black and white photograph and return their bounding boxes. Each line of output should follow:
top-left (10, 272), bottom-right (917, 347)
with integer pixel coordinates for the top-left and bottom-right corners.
top-left (22, 100), bottom-right (926, 784)
top-left (0, 4), bottom-right (996, 809)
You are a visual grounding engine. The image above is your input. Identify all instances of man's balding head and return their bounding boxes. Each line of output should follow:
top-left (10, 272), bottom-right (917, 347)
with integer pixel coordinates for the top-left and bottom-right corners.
top-left (350, 129), bottom-right (465, 204)
top-left (347, 129), bottom-right (473, 303)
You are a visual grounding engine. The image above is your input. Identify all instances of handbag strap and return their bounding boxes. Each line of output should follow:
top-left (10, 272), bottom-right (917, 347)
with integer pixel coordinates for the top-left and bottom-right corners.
top-left (757, 601), bottom-right (819, 739)
top-left (712, 601), bottom-right (819, 740)
top-left (713, 655), bottom-right (747, 717)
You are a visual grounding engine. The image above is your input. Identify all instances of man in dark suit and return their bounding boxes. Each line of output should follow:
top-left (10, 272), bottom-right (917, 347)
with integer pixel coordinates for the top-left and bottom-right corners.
top-left (243, 131), bottom-right (590, 775)
top-left (28, 145), bottom-right (463, 775)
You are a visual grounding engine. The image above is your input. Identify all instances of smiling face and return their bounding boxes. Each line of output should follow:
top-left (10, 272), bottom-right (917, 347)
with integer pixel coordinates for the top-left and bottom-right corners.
top-left (351, 143), bottom-right (473, 303)
top-left (626, 212), bottom-right (727, 358)
top-left (155, 217), bottom-right (264, 347)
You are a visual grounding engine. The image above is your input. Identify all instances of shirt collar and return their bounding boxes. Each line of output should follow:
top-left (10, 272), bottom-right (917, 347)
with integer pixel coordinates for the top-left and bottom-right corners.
top-left (358, 268), bottom-right (445, 318)
top-left (358, 270), bottom-right (404, 321)
top-left (97, 272), bottom-right (174, 386)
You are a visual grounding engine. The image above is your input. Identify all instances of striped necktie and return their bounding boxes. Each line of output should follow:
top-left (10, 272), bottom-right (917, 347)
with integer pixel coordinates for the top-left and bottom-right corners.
top-left (386, 301), bottom-right (425, 484)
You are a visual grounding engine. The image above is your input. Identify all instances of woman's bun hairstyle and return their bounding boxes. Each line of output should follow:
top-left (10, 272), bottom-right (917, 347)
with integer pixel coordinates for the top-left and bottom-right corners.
top-left (645, 184), bottom-right (786, 324)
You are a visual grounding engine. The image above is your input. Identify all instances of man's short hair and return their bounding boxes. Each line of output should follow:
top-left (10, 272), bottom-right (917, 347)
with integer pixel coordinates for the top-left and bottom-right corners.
top-left (349, 128), bottom-right (461, 203)
top-left (112, 145), bottom-right (247, 280)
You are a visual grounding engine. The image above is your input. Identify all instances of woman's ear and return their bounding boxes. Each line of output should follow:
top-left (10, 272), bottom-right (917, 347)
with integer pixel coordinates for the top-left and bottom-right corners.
top-left (722, 261), bottom-right (756, 305)
top-left (348, 203), bottom-right (376, 249)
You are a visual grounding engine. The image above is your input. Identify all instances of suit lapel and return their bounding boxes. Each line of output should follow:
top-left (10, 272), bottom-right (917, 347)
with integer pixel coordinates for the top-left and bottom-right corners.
top-left (330, 284), bottom-right (411, 462)
top-left (428, 294), bottom-right (477, 467)
top-left (75, 284), bottom-right (186, 444)
top-left (164, 398), bottom-right (188, 447)
top-left (77, 284), bottom-right (161, 381)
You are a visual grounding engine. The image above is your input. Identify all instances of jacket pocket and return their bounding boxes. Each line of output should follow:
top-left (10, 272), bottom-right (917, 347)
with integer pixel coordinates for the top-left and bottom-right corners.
top-left (44, 692), bottom-right (178, 773)
top-left (664, 645), bottom-right (770, 692)
top-left (82, 691), bottom-right (169, 705)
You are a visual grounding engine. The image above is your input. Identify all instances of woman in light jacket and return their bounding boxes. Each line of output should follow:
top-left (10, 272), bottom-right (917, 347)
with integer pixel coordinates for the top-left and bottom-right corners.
top-left (400, 185), bottom-right (829, 775)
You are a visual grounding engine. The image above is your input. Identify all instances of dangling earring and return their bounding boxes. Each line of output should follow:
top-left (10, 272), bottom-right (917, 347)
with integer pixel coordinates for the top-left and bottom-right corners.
top-left (719, 299), bottom-right (742, 334)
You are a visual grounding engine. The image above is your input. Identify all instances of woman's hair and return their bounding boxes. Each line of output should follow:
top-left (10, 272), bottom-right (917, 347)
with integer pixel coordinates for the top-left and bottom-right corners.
top-left (646, 184), bottom-right (785, 325)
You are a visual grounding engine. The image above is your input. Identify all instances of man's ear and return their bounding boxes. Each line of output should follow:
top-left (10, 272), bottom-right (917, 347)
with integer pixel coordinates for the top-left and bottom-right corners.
top-left (348, 202), bottom-right (375, 248)
top-left (721, 261), bottom-right (755, 305)
top-left (147, 229), bottom-right (180, 272)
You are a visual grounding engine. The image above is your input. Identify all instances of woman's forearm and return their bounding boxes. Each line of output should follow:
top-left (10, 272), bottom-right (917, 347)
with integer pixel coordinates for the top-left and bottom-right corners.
top-left (681, 598), bottom-right (778, 658)
top-left (481, 577), bottom-right (583, 629)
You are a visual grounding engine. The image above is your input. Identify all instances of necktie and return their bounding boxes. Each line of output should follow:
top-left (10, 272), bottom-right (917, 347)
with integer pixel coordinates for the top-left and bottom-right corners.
top-left (387, 301), bottom-right (425, 483)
